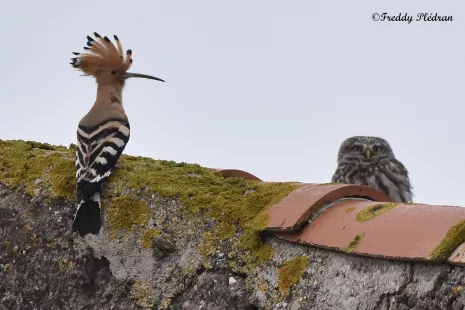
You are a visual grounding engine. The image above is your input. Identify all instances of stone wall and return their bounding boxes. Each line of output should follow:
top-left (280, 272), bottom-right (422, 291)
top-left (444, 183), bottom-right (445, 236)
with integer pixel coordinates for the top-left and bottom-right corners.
top-left (1, 184), bottom-right (465, 310)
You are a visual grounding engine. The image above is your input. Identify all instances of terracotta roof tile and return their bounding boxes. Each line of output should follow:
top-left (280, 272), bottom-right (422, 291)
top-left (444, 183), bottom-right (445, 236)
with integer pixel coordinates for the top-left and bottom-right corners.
top-left (211, 168), bottom-right (465, 264)
top-left (448, 242), bottom-right (465, 265)
top-left (262, 183), bottom-right (391, 232)
top-left (214, 168), bottom-right (262, 181)
top-left (272, 199), bottom-right (465, 262)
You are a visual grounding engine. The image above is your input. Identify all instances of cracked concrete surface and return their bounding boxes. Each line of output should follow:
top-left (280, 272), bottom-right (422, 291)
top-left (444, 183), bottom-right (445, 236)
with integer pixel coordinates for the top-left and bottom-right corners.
top-left (256, 239), bottom-right (465, 309)
top-left (2, 184), bottom-right (465, 309)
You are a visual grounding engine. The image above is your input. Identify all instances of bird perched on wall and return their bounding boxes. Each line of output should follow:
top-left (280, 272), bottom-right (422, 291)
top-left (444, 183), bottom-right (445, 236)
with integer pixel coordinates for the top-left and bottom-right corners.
top-left (331, 136), bottom-right (413, 203)
top-left (70, 32), bottom-right (165, 237)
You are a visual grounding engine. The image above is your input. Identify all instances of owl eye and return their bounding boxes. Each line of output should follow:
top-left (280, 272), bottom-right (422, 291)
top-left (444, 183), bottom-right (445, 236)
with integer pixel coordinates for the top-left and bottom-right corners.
top-left (352, 146), bottom-right (362, 152)
top-left (373, 145), bottom-right (382, 153)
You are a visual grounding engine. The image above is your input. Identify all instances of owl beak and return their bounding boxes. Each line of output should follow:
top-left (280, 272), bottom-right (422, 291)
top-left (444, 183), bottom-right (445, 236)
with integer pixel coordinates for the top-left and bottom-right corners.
top-left (365, 149), bottom-right (372, 160)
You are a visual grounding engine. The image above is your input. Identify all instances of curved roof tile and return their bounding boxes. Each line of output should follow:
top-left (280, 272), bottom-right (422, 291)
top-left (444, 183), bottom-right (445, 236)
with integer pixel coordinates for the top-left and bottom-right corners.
top-left (448, 242), bottom-right (465, 265)
top-left (273, 200), bottom-right (465, 262)
top-left (212, 170), bottom-right (465, 264)
top-left (214, 168), bottom-right (262, 181)
top-left (263, 183), bottom-right (391, 232)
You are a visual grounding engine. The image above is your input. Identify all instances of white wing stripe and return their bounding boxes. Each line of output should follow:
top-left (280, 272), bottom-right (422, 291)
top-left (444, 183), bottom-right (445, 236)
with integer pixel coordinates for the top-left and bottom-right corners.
top-left (94, 156), bottom-right (108, 165)
top-left (118, 125), bottom-right (130, 137)
top-left (102, 146), bottom-right (118, 156)
top-left (89, 170), bottom-right (112, 183)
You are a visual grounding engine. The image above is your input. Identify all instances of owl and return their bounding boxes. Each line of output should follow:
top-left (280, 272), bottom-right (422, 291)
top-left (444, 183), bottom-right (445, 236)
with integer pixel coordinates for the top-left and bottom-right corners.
top-left (331, 136), bottom-right (413, 203)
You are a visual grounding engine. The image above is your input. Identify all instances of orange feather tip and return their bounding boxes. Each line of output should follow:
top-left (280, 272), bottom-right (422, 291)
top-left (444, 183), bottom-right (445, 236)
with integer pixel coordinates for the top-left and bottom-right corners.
top-left (70, 32), bottom-right (133, 77)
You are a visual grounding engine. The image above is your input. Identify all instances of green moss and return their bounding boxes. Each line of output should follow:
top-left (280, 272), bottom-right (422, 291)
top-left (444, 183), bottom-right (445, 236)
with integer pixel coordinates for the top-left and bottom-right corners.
top-left (68, 143), bottom-right (78, 151)
top-left (48, 157), bottom-right (77, 201)
top-left (278, 256), bottom-right (308, 295)
top-left (355, 203), bottom-right (398, 222)
top-left (345, 207), bottom-right (356, 213)
top-left (0, 140), bottom-right (76, 201)
top-left (109, 154), bottom-right (301, 266)
top-left (141, 228), bottom-right (162, 248)
top-left (428, 219), bottom-right (465, 261)
top-left (343, 233), bottom-right (365, 253)
top-left (0, 139), bottom-right (302, 268)
top-left (26, 141), bottom-right (58, 151)
top-left (229, 212), bottom-right (275, 269)
top-left (106, 196), bottom-right (150, 238)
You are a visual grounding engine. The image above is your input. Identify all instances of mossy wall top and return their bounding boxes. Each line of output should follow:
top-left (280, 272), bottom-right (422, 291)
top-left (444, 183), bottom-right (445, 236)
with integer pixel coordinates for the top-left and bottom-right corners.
top-left (0, 140), bottom-right (302, 267)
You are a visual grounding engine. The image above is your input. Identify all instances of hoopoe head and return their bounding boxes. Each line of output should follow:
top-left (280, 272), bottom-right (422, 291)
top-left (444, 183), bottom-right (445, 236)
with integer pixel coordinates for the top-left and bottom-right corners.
top-left (70, 32), bottom-right (164, 86)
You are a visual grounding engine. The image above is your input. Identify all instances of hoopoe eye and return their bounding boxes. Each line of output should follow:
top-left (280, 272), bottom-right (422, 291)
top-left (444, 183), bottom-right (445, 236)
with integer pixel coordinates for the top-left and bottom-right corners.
top-left (110, 70), bottom-right (117, 75)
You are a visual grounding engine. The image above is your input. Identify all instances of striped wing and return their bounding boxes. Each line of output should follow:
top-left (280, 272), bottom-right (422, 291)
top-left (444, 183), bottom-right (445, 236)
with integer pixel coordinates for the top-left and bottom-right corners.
top-left (75, 118), bottom-right (130, 189)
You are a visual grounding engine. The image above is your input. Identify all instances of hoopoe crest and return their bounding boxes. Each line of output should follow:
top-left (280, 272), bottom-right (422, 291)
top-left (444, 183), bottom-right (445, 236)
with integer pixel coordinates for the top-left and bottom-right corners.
top-left (71, 32), bottom-right (165, 84)
top-left (71, 32), bottom-right (164, 237)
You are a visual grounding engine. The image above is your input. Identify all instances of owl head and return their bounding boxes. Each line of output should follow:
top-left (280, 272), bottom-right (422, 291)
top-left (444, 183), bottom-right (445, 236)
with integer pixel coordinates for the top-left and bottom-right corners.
top-left (337, 136), bottom-right (395, 164)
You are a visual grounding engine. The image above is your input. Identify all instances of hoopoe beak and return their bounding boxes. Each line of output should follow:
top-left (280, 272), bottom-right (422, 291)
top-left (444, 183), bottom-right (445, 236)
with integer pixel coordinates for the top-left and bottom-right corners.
top-left (125, 72), bottom-right (165, 82)
top-left (365, 149), bottom-right (372, 160)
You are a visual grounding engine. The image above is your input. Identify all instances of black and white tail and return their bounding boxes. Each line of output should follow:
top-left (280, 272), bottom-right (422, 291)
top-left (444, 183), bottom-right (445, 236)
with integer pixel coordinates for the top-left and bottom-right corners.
top-left (72, 118), bottom-right (130, 237)
top-left (72, 185), bottom-right (102, 236)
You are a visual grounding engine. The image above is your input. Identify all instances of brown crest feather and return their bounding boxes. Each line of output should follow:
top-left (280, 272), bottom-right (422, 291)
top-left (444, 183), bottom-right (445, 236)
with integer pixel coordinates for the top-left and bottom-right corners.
top-left (71, 33), bottom-right (132, 77)
top-left (87, 37), bottom-right (106, 56)
top-left (104, 36), bottom-right (121, 60)
top-left (114, 35), bottom-right (124, 59)
top-left (125, 49), bottom-right (132, 67)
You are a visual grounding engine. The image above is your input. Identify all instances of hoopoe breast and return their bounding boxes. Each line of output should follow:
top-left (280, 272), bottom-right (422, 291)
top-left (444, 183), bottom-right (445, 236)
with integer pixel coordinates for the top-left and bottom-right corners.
top-left (75, 118), bottom-right (130, 184)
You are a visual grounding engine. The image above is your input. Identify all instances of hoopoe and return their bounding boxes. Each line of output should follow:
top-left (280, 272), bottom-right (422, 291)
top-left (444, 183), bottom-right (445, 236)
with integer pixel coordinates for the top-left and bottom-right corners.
top-left (70, 32), bottom-right (164, 237)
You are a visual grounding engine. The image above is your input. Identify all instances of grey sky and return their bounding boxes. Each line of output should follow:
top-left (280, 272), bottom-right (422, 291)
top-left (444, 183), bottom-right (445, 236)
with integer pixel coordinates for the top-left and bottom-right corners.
top-left (1, 1), bottom-right (464, 206)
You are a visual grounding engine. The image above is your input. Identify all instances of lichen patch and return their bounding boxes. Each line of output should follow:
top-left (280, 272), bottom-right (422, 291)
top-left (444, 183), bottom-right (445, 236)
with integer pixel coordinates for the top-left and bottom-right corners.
top-left (343, 233), bottom-right (365, 253)
top-left (345, 207), bottom-right (356, 213)
top-left (453, 286), bottom-right (464, 296)
top-left (132, 280), bottom-right (154, 308)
